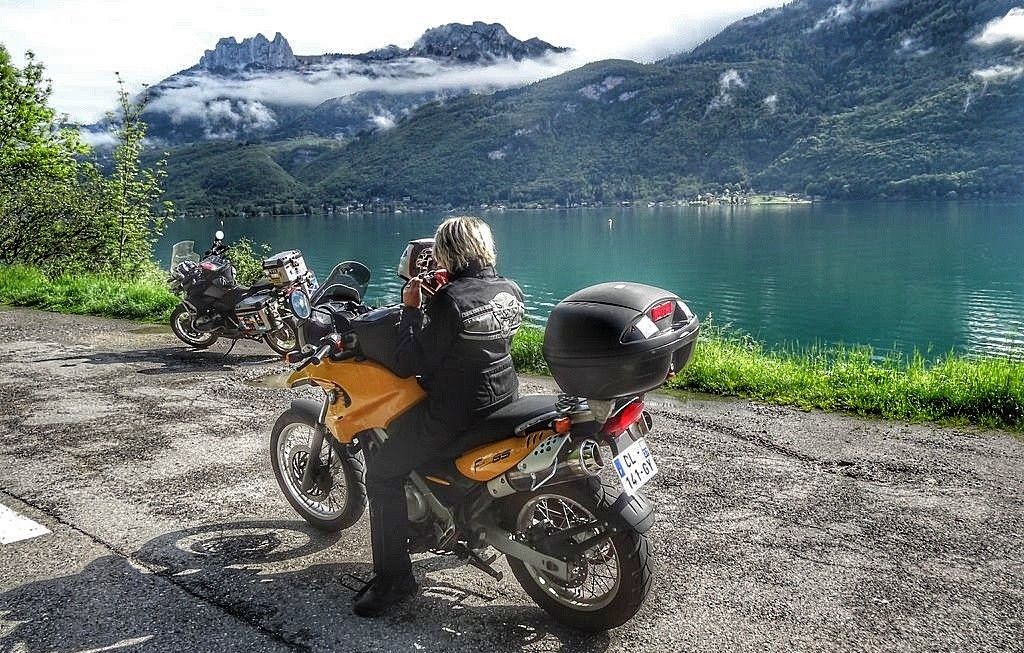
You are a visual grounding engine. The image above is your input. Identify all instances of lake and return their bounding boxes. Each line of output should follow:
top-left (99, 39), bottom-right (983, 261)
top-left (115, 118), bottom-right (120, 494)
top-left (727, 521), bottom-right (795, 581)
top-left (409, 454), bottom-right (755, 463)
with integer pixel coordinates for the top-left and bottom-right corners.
top-left (156, 201), bottom-right (1024, 359)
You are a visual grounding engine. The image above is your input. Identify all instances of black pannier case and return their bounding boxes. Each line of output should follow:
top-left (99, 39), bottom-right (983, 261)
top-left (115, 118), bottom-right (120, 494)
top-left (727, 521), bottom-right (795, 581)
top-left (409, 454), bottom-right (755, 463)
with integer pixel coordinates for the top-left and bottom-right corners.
top-left (542, 282), bottom-right (700, 399)
top-left (351, 306), bottom-right (405, 375)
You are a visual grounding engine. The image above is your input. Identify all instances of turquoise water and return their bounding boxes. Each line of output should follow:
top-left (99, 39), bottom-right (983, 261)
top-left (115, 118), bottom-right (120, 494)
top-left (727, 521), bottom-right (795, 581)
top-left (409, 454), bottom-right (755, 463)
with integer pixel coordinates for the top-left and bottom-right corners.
top-left (156, 202), bottom-right (1024, 358)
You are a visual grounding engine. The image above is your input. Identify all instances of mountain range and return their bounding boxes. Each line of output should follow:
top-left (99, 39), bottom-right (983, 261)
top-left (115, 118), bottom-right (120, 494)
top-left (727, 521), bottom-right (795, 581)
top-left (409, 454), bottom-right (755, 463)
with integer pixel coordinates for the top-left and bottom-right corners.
top-left (94, 23), bottom-right (570, 147)
top-left (135, 1), bottom-right (1023, 212)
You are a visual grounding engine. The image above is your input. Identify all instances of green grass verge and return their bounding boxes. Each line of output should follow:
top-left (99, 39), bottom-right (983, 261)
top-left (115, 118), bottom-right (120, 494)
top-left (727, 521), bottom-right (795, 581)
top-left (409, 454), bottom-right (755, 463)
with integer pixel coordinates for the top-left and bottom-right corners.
top-left (3, 265), bottom-right (1021, 431)
top-left (511, 324), bottom-right (1024, 432)
top-left (0, 265), bottom-right (178, 322)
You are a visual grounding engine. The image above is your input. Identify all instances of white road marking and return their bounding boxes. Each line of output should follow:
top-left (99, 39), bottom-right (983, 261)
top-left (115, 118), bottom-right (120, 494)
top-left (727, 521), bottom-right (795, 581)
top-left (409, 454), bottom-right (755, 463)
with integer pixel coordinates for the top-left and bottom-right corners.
top-left (0, 502), bottom-right (50, 544)
top-left (70, 636), bottom-right (155, 653)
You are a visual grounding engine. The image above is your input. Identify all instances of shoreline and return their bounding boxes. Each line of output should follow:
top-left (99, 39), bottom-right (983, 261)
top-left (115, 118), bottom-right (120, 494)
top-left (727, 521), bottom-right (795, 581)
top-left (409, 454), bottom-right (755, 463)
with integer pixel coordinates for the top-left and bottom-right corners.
top-left (2, 264), bottom-right (1021, 433)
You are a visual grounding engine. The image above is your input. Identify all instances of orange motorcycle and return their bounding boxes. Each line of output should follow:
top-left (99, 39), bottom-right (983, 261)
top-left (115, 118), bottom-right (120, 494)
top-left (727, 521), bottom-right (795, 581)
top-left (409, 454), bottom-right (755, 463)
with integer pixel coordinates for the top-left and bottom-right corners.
top-left (269, 240), bottom-right (699, 631)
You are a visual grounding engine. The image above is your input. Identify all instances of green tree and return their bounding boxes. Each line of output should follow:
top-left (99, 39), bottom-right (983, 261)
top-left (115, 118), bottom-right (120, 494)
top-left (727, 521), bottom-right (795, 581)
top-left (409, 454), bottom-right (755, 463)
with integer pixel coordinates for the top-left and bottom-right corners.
top-left (0, 48), bottom-right (171, 275)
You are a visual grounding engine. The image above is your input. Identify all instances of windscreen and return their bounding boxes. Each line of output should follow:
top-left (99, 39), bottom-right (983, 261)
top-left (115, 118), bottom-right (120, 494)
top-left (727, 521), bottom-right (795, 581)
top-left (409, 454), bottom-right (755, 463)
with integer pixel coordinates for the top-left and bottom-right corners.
top-left (170, 241), bottom-right (198, 268)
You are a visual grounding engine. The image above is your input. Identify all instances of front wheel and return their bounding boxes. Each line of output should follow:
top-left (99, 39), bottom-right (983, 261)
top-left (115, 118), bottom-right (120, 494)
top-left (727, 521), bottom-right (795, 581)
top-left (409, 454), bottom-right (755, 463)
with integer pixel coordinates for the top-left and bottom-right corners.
top-left (270, 407), bottom-right (366, 531)
top-left (264, 320), bottom-right (298, 355)
top-left (170, 304), bottom-right (219, 349)
top-left (502, 479), bottom-right (653, 631)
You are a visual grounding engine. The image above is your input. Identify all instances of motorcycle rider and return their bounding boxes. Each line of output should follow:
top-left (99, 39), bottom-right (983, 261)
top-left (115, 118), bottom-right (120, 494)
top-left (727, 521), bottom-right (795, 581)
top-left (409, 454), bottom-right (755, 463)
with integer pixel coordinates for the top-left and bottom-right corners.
top-left (354, 216), bottom-right (525, 618)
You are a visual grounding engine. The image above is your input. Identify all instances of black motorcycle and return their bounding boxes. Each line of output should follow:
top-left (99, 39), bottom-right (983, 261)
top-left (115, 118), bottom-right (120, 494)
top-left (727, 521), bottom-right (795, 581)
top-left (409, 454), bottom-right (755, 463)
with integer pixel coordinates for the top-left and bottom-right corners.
top-left (166, 230), bottom-right (316, 355)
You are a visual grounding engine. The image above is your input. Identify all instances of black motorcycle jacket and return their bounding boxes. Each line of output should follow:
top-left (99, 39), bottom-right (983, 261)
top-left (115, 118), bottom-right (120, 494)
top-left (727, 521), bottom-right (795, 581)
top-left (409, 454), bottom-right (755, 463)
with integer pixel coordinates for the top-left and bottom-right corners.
top-left (393, 261), bottom-right (525, 434)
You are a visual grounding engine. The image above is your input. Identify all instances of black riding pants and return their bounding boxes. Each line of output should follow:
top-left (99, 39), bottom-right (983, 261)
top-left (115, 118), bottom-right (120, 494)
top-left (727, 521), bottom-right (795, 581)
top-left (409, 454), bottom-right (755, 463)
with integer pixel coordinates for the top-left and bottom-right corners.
top-left (363, 400), bottom-right (455, 579)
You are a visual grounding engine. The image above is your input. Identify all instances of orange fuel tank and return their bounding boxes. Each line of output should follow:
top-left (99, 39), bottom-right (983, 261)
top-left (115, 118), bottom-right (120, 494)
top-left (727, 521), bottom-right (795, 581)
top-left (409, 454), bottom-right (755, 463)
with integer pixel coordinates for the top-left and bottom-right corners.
top-left (288, 358), bottom-right (426, 444)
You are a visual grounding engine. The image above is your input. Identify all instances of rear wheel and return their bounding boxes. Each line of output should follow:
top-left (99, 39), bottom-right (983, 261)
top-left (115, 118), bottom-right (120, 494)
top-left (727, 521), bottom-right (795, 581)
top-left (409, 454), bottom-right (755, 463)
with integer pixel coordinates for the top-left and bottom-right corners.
top-left (170, 304), bottom-right (218, 349)
top-left (270, 407), bottom-right (366, 531)
top-left (502, 479), bottom-right (653, 631)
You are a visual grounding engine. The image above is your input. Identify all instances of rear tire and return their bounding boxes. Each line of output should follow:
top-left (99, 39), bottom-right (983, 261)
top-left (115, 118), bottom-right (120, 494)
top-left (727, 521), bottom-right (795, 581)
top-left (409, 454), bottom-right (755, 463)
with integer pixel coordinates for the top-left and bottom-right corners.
top-left (170, 304), bottom-right (219, 349)
top-left (270, 407), bottom-right (366, 531)
top-left (501, 478), bottom-right (653, 632)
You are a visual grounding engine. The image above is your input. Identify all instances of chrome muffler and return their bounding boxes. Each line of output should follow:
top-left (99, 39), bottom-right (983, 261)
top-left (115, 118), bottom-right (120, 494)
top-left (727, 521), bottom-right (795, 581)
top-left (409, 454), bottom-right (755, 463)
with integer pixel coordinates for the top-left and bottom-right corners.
top-left (504, 438), bottom-right (605, 491)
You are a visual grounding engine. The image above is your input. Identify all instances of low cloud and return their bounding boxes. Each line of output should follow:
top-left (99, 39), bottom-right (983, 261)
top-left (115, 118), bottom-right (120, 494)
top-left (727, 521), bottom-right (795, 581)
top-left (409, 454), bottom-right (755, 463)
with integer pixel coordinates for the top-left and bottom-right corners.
top-left (763, 93), bottom-right (778, 113)
top-left (811, 0), bottom-right (901, 31)
top-left (971, 7), bottom-right (1024, 47)
top-left (146, 52), bottom-right (583, 129)
top-left (78, 128), bottom-right (118, 149)
top-left (971, 63), bottom-right (1024, 82)
top-left (706, 68), bottom-right (746, 115)
top-left (371, 113), bottom-right (396, 131)
top-left (578, 76), bottom-right (625, 101)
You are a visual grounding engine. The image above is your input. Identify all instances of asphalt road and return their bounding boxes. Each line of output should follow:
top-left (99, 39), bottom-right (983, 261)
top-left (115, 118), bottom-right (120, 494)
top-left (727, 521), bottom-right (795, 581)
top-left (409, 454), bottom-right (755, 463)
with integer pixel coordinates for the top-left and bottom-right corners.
top-left (1, 307), bottom-right (1022, 653)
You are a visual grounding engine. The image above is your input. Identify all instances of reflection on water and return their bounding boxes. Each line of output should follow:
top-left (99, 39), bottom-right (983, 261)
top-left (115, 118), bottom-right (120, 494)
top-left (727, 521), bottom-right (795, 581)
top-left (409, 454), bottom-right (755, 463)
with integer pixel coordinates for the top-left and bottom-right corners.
top-left (157, 202), bottom-right (1024, 358)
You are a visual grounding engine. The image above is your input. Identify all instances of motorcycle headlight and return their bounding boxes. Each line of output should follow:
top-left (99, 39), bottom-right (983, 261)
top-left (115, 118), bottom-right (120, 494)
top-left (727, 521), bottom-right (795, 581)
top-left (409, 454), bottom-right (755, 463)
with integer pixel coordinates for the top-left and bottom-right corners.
top-left (289, 290), bottom-right (312, 320)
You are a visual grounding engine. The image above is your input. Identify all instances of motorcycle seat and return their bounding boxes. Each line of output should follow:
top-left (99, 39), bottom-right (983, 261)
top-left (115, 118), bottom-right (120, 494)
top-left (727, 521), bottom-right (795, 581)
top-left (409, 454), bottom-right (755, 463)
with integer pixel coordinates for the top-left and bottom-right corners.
top-left (448, 395), bottom-right (560, 453)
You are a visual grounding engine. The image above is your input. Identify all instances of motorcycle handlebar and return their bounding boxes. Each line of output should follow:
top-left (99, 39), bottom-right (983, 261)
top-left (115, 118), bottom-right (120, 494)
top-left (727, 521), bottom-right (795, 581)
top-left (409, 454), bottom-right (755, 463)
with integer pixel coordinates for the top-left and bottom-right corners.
top-left (292, 334), bottom-right (349, 370)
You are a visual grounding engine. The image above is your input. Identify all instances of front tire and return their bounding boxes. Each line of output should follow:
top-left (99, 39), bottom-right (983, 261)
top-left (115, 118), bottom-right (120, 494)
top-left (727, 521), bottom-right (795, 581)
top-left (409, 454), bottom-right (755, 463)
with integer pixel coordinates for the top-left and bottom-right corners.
top-left (264, 320), bottom-right (298, 355)
top-left (270, 407), bottom-right (366, 531)
top-left (170, 304), bottom-right (219, 349)
top-left (501, 479), bottom-right (653, 631)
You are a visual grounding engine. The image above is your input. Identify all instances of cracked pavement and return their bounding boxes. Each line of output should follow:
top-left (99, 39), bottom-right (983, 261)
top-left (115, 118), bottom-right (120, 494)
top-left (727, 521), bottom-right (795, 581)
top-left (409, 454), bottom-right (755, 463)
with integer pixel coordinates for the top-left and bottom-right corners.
top-left (0, 307), bottom-right (1022, 652)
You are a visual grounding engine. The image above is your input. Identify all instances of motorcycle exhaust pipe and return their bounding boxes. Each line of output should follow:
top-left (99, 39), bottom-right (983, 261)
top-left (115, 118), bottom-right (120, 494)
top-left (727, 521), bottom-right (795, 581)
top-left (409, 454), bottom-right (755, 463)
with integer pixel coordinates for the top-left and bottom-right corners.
top-left (504, 439), bottom-right (605, 491)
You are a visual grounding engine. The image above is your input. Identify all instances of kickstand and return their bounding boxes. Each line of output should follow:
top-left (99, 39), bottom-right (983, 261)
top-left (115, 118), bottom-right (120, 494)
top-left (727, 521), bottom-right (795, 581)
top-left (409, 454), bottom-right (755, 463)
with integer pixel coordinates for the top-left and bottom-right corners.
top-left (221, 338), bottom-right (237, 358)
top-left (339, 572), bottom-right (376, 598)
top-left (453, 544), bottom-right (503, 582)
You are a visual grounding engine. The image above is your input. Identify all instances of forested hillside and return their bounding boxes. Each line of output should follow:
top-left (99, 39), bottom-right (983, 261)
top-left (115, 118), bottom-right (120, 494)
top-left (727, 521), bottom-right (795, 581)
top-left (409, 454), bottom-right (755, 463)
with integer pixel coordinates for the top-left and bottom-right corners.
top-left (157, 0), bottom-right (1024, 212)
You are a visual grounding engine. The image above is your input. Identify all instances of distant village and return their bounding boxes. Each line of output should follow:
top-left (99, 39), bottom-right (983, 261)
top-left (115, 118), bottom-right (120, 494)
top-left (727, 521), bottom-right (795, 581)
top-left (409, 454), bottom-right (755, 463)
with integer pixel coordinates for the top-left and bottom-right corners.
top-left (180, 190), bottom-right (814, 219)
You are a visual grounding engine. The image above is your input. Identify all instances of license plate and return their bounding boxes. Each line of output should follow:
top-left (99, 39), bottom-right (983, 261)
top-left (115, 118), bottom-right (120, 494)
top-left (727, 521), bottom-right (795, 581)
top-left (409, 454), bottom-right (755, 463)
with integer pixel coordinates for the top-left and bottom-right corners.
top-left (612, 438), bottom-right (658, 495)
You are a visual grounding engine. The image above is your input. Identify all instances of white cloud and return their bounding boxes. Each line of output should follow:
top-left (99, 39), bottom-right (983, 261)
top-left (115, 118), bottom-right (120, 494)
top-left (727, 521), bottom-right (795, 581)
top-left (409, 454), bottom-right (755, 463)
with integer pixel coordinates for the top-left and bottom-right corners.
top-left (971, 64), bottom-right (1024, 82)
top-left (706, 68), bottom-right (746, 114)
top-left (578, 75), bottom-right (625, 101)
top-left (811, 0), bottom-right (901, 32)
top-left (972, 7), bottom-right (1024, 47)
top-left (0, 0), bottom-right (786, 122)
top-left (145, 51), bottom-right (584, 126)
top-left (763, 93), bottom-right (778, 113)
top-left (371, 114), bottom-right (396, 131)
top-left (78, 128), bottom-right (118, 149)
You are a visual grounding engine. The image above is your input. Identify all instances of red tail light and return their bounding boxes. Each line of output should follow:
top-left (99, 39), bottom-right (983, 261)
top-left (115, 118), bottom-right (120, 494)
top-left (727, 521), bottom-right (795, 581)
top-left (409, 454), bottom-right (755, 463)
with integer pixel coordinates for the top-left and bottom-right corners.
top-left (649, 300), bottom-right (674, 322)
top-left (601, 398), bottom-right (645, 437)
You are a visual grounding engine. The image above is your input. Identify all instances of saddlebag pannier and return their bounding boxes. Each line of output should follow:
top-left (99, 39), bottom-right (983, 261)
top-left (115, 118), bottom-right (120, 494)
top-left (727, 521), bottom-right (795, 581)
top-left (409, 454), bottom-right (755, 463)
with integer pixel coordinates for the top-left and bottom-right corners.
top-left (542, 282), bottom-right (700, 399)
top-left (234, 292), bottom-right (279, 333)
top-left (262, 250), bottom-right (309, 287)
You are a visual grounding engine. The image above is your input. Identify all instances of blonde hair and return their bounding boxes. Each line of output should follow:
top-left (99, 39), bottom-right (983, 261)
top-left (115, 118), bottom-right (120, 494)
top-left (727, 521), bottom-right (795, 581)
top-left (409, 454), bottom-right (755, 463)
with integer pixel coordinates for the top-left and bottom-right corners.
top-left (433, 216), bottom-right (496, 272)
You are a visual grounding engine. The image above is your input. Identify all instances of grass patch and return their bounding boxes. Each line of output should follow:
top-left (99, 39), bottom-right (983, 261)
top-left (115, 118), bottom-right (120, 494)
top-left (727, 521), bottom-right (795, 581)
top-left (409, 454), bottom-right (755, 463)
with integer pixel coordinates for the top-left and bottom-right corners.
top-left (672, 324), bottom-right (1024, 431)
top-left (513, 322), bottom-right (1024, 432)
top-left (0, 265), bottom-right (178, 322)
top-left (512, 326), bottom-right (548, 375)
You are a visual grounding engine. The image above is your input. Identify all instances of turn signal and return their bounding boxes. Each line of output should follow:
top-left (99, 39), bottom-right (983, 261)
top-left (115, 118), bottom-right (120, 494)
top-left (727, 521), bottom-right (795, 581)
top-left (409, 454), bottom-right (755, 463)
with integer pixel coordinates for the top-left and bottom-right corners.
top-left (553, 417), bottom-right (571, 434)
top-left (601, 398), bottom-right (645, 437)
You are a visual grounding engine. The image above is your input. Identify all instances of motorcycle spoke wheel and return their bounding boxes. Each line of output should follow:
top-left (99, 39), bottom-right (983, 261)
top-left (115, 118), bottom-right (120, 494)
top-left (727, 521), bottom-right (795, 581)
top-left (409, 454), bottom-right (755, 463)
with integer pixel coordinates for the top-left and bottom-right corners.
top-left (264, 324), bottom-right (298, 354)
top-left (277, 423), bottom-right (349, 521)
top-left (170, 305), bottom-right (218, 349)
top-left (515, 494), bottom-right (621, 611)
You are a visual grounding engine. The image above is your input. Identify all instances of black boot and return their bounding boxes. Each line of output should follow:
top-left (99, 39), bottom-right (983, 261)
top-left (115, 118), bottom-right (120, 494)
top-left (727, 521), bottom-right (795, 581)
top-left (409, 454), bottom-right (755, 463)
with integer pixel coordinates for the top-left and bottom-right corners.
top-left (352, 572), bottom-right (418, 618)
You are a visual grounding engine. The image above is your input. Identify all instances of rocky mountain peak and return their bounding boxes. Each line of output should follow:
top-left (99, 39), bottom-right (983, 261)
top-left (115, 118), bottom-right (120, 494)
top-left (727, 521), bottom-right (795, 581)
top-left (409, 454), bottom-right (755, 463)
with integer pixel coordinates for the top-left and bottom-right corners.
top-left (409, 21), bottom-right (568, 62)
top-left (198, 32), bottom-right (298, 72)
